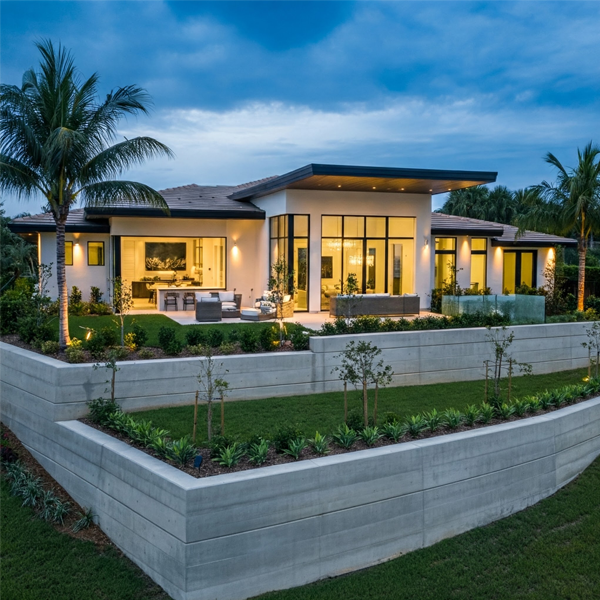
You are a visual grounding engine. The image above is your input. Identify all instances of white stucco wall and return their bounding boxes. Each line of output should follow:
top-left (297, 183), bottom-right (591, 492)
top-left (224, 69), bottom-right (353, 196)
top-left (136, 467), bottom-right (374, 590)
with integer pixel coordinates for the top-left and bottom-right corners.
top-left (253, 189), bottom-right (432, 311)
top-left (40, 232), bottom-right (111, 301)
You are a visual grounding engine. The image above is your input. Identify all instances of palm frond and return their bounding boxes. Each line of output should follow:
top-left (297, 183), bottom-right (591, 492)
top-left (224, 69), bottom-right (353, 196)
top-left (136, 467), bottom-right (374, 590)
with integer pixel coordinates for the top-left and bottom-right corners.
top-left (0, 155), bottom-right (46, 199)
top-left (79, 180), bottom-right (170, 213)
top-left (79, 137), bottom-right (174, 185)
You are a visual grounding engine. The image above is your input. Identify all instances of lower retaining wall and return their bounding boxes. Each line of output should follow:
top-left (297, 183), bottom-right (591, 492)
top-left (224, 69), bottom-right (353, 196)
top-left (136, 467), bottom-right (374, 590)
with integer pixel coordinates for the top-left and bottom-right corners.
top-left (2, 386), bottom-right (600, 600)
top-left (0, 322), bottom-right (590, 419)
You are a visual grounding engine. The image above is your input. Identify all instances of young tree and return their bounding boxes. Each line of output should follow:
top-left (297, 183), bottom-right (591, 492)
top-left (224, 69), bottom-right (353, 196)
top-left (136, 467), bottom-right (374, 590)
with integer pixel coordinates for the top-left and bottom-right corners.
top-left (333, 341), bottom-right (393, 427)
top-left (197, 347), bottom-right (229, 441)
top-left (0, 40), bottom-right (173, 347)
top-left (109, 277), bottom-right (133, 347)
top-left (268, 257), bottom-right (295, 345)
top-left (515, 142), bottom-right (600, 311)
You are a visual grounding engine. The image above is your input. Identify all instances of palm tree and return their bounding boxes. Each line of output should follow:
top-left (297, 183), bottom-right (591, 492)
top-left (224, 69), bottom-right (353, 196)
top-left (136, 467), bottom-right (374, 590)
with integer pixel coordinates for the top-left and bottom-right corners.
top-left (515, 142), bottom-right (600, 311)
top-left (0, 40), bottom-right (173, 347)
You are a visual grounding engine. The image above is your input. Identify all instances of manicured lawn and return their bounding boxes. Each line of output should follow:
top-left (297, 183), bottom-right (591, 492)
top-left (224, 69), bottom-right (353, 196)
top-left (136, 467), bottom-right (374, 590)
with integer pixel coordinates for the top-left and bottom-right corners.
top-left (2, 456), bottom-right (598, 600)
top-left (132, 367), bottom-right (589, 443)
top-left (256, 455), bottom-right (600, 600)
top-left (60, 314), bottom-right (295, 347)
top-left (0, 479), bottom-right (169, 600)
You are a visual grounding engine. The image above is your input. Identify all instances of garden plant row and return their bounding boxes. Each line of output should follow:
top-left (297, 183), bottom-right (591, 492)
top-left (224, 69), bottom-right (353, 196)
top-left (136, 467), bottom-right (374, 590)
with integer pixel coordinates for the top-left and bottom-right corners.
top-left (85, 378), bottom-right (600, 478)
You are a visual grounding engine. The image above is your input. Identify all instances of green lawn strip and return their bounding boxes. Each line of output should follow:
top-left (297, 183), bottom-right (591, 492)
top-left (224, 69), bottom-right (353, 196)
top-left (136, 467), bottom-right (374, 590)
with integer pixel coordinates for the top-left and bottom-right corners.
top-left (61, 314), bottom-right (293, 347)
top-left (0, 479), bottom-right (169, 600)
top-left (131, 367), bottom-right (588, 443)
top-left (254, 456), bottom-right (600, 600)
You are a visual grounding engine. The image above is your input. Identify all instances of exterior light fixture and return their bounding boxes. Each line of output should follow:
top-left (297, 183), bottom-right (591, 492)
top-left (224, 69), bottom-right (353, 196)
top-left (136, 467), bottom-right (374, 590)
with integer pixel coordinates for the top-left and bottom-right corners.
top-left (429, 189), bottom-right (433, 192)
top-left (423, 236), bottom-right (429, 247)
top-left (74, 241), bottom-right (80, 247)
top-left (194, 455), bottom-right (203, 469)
top-left (400, 188), bottom-right (405, 191)
top-left (337, 184), bottom-right (342, 188)
top-left (372, 187), bottom-right (376, 190)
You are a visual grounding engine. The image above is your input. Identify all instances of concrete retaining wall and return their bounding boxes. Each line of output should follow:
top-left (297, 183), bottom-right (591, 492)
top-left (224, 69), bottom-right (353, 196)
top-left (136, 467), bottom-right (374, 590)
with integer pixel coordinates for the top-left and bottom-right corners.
top-left (0, 322), bottom-right (590, 419)
top-left (2, 372), bottom-right (599, 600)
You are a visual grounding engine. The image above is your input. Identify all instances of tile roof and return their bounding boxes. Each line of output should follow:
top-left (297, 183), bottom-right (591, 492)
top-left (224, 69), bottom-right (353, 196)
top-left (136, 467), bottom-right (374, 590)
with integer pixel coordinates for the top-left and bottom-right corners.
top-left (432, 213), bottom-right (577, 247)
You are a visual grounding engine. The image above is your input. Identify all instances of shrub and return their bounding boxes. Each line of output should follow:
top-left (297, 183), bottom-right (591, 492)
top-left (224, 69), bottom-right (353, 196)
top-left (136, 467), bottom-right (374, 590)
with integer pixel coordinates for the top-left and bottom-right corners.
top-left (479, 402), bottom-right (495, 423)
top-left (40, 340), bottom-right (60, 355)
top-left (158, 326), bottom-right (183, 355)
top-left (259, 326), bottom-right (279, 351)
top-left (0, 289), bottom-right (32, 334)
top-left (89, 302), bottom-right (112, 316)
top-left (282, 437), bottom-right (307, 460)
top-left (424, 409), bottom-right (442, 432)
top-left (272, 424), bottom-right (304, 453)
top-left (100, 326), bottom-right (118, 347)
top-left (442, 408), bottom-right (463, 429)
top-left (109, 346), bottom-right (130, 361)
top-left (17, 314), bottom-right (55, 345)
top-left (309, 432), bottom-right (330, 456)
top-left (188, 344), bottom-right (209, 356)
top-left (185, 328), bottom-right (207, 347)
top-left (86, 332), bottom-right (106, 358)
top-left (290, 327), bottom-right (310, 351)
top-left (228, 329), bottom-right (241, 343)
top-left (248, 438), bottom-right (270, 465)
top-left (240, 329), bottom-right (259, 353)
top-left (382, 412), bottom-right (401, 425)
top-left (214, 443), bottom-right (245, 467)
top-left (359, 426), bottom-right (382, 447)
top-left (90, 286), bottom-right (103, 303)
top-left (69, 286), bottom-right (82, 305)
top-left (381, 420), bottom-right (407, 442)
top-left (87, 397), bottom-right (120, 425)
top-left (168, 436), bottom-right (197, 466)
top-left (208, 434), bottom-right (235, 458)
top-left (65, 338), bottom-right (85, 363)
top-left (512, 398), bottom-right (529, 417)
top-left (332, 424), bottom-right (358, 449)
top-left (219, 341), bottom-right (236, 355)
top-left (138, 348), bottom-right (154, 360)
top-left (72, 507), bottom-right (96, 533)
top-left (497, 403), bottom-right (515, 420)
top-left (149, 436), bottom-right (172, 459)
top-left (207, 328), bottom-right (224, 348)
top-left (124, 332), bottom-right (137, 350)
top-left (406, 415), bottom-right (428, 437)
top-left (463, 405), bottom-right (479, 426)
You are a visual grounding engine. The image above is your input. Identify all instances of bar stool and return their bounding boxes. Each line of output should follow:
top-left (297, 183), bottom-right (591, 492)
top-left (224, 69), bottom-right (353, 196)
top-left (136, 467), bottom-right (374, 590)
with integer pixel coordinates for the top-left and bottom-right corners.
top-left (164, 291), bottom-right (179, 311)
top-left (182, 292), bottom-right (195, 311)
top-left (146, 283), bottom-right (156, 305)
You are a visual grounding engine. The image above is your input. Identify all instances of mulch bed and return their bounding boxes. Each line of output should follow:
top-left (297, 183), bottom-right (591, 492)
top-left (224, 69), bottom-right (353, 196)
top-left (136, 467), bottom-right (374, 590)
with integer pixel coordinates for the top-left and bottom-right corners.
top-left (79, 394), bottom-right (593, 480)
top-left (0, 423), bottom-right (112, 548)
top-left (0, 334), bottom-right (294, 364)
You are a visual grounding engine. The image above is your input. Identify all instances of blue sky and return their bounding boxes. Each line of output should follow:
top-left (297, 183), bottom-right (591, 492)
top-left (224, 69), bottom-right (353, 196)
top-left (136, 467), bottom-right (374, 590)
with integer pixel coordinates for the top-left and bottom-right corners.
top-left (2, 1), bottom-right (599, 216)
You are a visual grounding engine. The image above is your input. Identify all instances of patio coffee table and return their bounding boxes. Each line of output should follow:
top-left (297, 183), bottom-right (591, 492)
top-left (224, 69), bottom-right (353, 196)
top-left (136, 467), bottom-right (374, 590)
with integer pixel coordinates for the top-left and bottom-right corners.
top-left (240, 308), bottom-right (275, 322)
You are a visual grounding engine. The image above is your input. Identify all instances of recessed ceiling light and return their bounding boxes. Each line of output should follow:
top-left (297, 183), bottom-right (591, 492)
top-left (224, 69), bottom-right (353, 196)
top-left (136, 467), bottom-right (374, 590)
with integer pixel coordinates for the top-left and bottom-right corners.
top-left (429, 189), bottom-right (433, 192)
top-left (400, 188), bottom-right (404, 191)
top-left (337, 184), bottom-right (342, 188)
top-left (372, 186), bottom-right (376, 190)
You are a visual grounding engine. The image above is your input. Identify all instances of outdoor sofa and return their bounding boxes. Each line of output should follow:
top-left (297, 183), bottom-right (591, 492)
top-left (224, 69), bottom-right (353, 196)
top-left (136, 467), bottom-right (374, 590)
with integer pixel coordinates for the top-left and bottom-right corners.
top-left (195, 291), bottom-right (242, 322)
top-left (329, 293), bottom-right (420, 318)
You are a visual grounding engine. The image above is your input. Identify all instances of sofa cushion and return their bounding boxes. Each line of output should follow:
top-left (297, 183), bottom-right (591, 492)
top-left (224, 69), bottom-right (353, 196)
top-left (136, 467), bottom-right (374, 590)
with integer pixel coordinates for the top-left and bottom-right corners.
top-left (201, 297), bottom-right (219, 303)
top-left (195, 292), bottom-right (212, 302)
top-left (222, 301), bottom-right (237, 308)
top-left (283, 295), bottom-right (291, 302)
top-left (219, 291), bottom-right (235, 302)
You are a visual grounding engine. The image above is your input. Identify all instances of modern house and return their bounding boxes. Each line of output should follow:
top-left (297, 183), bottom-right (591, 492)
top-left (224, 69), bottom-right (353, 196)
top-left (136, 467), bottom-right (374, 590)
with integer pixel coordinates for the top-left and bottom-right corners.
top-left (9, 164), bottom-right (576, 312)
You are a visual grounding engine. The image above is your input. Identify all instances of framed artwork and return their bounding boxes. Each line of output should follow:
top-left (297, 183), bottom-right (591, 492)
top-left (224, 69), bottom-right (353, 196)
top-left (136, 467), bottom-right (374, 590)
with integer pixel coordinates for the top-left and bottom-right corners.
top-left (145, 242), bottom-right (187, 271)
top-left (321, 256), bottom-right (333, 279)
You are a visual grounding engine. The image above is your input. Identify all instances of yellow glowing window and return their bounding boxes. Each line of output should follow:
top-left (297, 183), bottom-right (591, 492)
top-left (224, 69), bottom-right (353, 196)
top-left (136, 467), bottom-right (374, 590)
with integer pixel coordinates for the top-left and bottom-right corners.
top-left (88, 242), bottom-right (105, 266)
top-left (65, 242), bottom-right (73, 266)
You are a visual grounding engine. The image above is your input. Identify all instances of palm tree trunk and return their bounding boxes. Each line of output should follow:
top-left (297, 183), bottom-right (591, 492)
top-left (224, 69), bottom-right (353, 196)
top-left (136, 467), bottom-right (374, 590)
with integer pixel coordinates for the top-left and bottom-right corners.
top-left (55, 219), bottom-right (71, 349)
top-left (578, 240), bottom-right (586, 312)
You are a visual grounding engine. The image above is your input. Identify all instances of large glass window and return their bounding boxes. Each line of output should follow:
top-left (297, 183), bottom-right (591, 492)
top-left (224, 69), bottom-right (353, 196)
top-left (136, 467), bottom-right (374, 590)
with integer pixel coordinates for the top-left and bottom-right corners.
top-left (88, 242), bottom-right (105, 266)
top-left (470, 238), bottom-right (487, 292)
top-left (120, 237), bottom-right (226, 290)
top-left (321, 215), bottom-right (415, 309)
top-left (503, 250), bottom-right (537, 293)
top-left (270, 214), bottom-right (310, 311)
top-left (65, 241), bottom-right (73, 266)
top-left (434, 237), bottom-right (456, 289)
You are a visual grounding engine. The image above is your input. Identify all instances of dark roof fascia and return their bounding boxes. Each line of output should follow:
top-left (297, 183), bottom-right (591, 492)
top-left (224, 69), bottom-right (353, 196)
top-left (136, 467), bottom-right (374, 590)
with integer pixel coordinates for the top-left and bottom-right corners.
top-left (491, 239), bottom-right (577, 248)
top-left (84, 207), bottom-right (265, 220)
top-left (8, 221), bottom-right (111, 234)
top-left (431, 227), bottom-right (503, 237)
top-left (230, 163), bottom-right (498, 201)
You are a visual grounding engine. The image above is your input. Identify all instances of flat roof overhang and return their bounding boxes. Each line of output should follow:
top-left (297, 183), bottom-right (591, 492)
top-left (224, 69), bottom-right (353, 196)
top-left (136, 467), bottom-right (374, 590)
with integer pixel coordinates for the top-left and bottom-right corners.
top-left (8, 221), bottom-right (111, 234)
top-left (230, 164), bottom-right (498, 201)
top-left (491, 239), bottom-right (577, 248)
top-left (431, 227), bottom-right (503, 237)
top-left (84, 207), bottom-right (265, 220)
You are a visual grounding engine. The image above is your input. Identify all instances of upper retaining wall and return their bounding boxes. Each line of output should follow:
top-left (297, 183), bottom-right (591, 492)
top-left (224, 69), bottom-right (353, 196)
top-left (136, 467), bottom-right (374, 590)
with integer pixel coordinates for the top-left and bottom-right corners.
top-left (0, 322), bottom-right (590, 419)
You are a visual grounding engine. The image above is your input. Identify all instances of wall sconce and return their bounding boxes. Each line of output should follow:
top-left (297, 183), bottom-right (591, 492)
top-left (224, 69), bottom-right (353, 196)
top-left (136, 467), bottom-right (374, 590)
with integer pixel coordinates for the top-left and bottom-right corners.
top-left (74, 241), bottom-right (80, 247)
top-left (423, 236), bottom-right (429, 247)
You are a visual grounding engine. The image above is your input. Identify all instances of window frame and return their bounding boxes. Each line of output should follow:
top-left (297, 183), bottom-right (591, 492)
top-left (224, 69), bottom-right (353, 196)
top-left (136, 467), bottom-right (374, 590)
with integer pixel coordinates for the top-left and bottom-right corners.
top-left (434, 237), bottom-right (457, 290)
top-left (502, 249), bottom-right (538, 293)
top-left (65, 241), bottom-right (73, 266)
top-left (470, 238), bottom-right (488, 291)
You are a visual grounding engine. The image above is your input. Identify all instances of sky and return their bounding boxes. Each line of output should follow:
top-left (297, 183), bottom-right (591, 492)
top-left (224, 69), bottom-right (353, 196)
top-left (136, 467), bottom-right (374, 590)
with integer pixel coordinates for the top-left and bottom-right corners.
top-left (2, 0), bottom-right (599, 217)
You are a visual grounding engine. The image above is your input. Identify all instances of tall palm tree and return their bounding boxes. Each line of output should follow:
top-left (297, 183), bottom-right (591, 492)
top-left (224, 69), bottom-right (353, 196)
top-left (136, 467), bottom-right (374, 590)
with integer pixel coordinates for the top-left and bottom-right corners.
top-left (0, 40), bottom-right (173, 347)
top-left (515, 142), bottom-right (600, 311)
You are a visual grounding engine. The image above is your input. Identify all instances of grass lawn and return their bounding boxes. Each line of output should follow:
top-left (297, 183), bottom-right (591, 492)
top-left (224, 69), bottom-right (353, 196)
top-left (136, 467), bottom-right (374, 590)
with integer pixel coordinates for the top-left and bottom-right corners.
top-left (59, 314), bottom-right (295, 347)
top-left (0, 479), bottom-right (169, 600)
top-left (2, 456), bottom-right (598, 600)
top-left (132, 367), bottom-right (589, 444)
